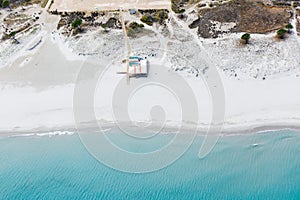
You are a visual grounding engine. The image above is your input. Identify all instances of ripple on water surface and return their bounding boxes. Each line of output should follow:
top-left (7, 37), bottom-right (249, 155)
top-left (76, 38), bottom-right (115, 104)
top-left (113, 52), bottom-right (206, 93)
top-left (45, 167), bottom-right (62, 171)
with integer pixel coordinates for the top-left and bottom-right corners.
top-left (0, 130), bottom-right (300, 199)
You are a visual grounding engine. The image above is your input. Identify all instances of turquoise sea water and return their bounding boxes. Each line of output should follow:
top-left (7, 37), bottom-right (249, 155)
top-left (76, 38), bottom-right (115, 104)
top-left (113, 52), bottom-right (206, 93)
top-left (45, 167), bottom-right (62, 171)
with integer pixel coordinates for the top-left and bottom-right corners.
top-left (0, 130), bottom-right (300, 199)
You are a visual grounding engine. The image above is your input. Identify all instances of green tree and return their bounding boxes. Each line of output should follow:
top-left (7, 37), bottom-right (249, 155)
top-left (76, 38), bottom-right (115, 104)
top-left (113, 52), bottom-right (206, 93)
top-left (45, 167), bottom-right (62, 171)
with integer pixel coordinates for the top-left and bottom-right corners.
top-left (9, 31), bottom-right (19, 44)
top-left (2, 0), bottom-right (9, 8)
top-left (285, 23), bottom-right (293, 34)
top-left (0, 0), bottom-right (3, 7)
top-left (241, 33), bottom-right (250, 44)
top-left (71, 19), bottom-right (82, 29)
top-left (9, 31), bottom-right (16, 37)
top-left (277, 29), bottom-right (287, 39)
top-left (179, 9), bottom-right (185, 13)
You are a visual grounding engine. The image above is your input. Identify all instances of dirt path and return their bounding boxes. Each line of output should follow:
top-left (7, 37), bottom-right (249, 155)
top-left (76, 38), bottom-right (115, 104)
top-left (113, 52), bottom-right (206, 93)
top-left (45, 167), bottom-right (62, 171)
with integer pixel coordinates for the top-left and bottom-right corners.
top-left (49, 0), bottom-right (171, 12)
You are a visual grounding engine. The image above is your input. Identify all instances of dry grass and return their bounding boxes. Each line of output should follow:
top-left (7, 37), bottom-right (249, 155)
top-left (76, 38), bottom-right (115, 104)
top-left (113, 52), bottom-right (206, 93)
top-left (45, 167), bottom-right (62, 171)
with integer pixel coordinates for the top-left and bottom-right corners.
top-left (191, 0), bottom-right (292, 38)
top-left (41, 0), bottom-right (49, 8)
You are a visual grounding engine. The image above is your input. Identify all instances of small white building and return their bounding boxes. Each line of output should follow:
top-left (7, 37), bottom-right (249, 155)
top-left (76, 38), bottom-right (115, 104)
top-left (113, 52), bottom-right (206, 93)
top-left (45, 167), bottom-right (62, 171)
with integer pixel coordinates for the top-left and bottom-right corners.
top-left (128, 56), bottom-right (148, 77)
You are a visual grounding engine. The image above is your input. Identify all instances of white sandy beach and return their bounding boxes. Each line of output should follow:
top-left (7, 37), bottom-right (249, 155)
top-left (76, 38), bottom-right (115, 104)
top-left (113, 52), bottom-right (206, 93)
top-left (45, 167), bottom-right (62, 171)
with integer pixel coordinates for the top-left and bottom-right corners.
top-left (1, 5), bottom-right (300, 136)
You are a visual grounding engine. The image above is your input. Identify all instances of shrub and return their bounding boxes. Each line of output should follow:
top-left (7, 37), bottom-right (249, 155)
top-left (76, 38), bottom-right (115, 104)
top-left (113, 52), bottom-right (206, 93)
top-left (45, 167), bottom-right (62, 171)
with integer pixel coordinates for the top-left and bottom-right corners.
top-left (41, 0), bottom-right (49, 8)
top-left (2, 0), bottom-right (9, 8)
top-left (127, 22), bottom-right (144, 37)
top-left (277, 29), bottom-right (287, 39)
top-left (9, 31), bottom-right (16, 37)
top-left (129, 21), bottom-right (144, 29)
top-left (179, 9), bottom-right (186, 13)
top-left (72, 19), bottom-right (82, 29)
top-left (140, 15), bottom-right (154, 26)
top-left (241, 33), bottom-right (250, 44)
top-left (285, 23), bottom-right (293, 33)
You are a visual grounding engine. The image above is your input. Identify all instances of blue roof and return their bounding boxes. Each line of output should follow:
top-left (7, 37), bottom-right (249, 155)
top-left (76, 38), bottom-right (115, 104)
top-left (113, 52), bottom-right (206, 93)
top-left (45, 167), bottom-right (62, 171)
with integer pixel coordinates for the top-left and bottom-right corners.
top-left (129, 56), bottom-right (142, 60)
top-left (129, 62), bottom-right (140, 67)
top-left (129, 9), bottom-right (136, 14)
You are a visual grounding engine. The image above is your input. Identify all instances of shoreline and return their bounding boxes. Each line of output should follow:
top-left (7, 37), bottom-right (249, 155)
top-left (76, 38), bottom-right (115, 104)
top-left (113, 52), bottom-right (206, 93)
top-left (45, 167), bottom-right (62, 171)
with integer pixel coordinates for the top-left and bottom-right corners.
top-left (2, 119), bottom-right (300, 139)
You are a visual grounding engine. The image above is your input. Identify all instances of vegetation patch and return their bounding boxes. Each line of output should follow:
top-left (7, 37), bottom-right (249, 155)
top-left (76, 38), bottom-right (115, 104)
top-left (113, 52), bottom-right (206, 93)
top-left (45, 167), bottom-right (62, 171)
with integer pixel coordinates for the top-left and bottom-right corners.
top-left (171, 0), bottom-right (189, 13)
top-left (8, 0), bottom-right (42, 8)
top-left (189, 0), bottom-right (292, 38)
top-left (275, 23), bottom-right (293, 39)
top-left (100, 17), bottom-right (122, 29)
top-left (140, 9), bottom-right (168, 26)
top-left (276, 28), bottom-right (287, 39)
top-left (1, 12), bottom-right (37, 41)
top-left (9, 31), bottom-right (16, 37)
top-left (297, 9), bottom-right (300, 35)
top-left (41, 0), bottom-right (49, 8)
top-left (241, 32), bottom-right (250, 44)
top-left (126, 21), bottom-right (144, 37)
top-left (1, 0), bottom-right (9, 8)
top-left (55, 11), bottom-right (122, 36)
top-left (72, 18), bottom-right (82, 29)
top-left (285, 23), bottom-right (293, 34)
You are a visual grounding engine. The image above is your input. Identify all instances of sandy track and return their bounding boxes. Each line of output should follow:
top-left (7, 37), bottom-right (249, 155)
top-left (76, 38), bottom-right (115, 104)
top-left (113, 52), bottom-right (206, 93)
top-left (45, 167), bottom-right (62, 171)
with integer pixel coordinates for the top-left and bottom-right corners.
top-left (49, 0), bottom-right (171, 12)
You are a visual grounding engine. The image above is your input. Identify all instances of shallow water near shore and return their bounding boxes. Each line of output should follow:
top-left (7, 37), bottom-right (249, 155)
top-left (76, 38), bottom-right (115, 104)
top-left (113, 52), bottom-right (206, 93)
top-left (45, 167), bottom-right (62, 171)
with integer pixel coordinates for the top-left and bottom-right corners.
top-left (0, 129), bottom-right (300, 199)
